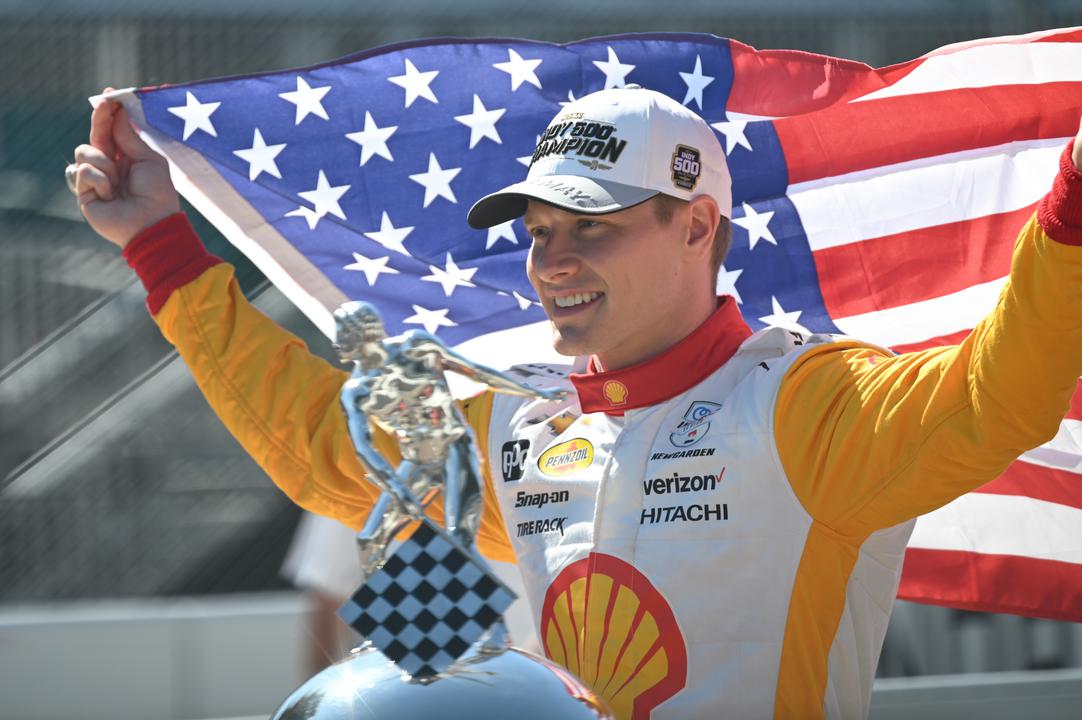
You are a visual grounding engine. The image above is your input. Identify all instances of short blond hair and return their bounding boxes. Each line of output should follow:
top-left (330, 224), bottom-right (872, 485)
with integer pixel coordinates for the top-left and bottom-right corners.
top-left (650, 194), bottom-right (732, 278)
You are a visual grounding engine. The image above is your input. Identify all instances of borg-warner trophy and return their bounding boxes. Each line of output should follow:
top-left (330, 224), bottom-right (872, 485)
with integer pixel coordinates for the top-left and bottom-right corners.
top-left (271, 302), bottom-right (612, 719)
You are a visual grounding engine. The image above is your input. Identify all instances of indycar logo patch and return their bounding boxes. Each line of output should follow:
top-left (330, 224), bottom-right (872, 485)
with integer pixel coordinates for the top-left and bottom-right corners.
top-left (669, 400), bottom-right (722, 447)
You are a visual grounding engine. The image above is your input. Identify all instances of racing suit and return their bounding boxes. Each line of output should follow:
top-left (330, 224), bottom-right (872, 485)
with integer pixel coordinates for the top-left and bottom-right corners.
top-left (124, 142), bottom-right (1082, 719)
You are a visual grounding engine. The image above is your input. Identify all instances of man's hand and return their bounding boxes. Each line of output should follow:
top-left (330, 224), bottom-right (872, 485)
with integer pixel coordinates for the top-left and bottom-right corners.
top-left (72, 92), bottom-right (180, 249)
top-left (1074, 117), bottom-right (1082, 173)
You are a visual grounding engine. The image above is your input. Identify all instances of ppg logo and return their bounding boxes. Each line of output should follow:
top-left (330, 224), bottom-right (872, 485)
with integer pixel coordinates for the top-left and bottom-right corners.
top-left (501, 440), bottom-right (530, 482)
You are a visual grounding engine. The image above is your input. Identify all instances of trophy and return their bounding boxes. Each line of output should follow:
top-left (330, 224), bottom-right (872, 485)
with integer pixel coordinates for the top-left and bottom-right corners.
top-left (271, 302), bottom-right (612, 719)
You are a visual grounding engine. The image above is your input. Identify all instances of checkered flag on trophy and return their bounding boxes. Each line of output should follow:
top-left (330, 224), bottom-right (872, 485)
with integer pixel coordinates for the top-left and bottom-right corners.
top-left (338, 518), bottom-right (517, 678)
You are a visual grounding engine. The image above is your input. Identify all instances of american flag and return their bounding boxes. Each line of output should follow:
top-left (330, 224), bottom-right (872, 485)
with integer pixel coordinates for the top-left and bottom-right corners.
top-left (111, 29), bottom-right (1082, 622)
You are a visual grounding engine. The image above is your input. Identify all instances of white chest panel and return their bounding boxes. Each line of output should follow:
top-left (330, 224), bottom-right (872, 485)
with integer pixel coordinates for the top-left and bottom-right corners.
top-left (484, 329), bottom-right (844, 717)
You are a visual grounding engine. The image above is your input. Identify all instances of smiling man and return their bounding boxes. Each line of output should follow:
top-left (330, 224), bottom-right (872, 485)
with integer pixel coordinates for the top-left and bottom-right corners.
top-left (523, 197), bottom-right (722, 368)
top-left (72, 85), bottom-right (1082, 719)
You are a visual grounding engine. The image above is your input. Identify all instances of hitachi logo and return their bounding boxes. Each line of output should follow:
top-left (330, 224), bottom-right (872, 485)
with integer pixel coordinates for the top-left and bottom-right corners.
top-left (640, 503), bottom-right (728, 524)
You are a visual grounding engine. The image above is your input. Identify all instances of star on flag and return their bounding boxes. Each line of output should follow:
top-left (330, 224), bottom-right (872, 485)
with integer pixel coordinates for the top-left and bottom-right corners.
top-left (297, 170), bottom-right (350, 224)
top-left (279, 77), bottom-right (331, 124)
top-left (363, 212), bottom-right (414, 256)
top-left (233, 129), bottom-right (285, 180)
top-left (167, 91), bottom-right (219, 140)
top-left (454, 95), bottom-right (506, 148)
top-left (345, 112), bottom-right (397, 165)
top-left (389, 58), bottom-right (440, 107)
top-left (344, 253), bottom-right (398, 286)
top-left (679, 55), bottom-right (714, 109)
top-left (711, 118), bottom-right (753, 155)
top-left (422, 253), bottom-right (478, 296)
top-left (593, 47), bottom-right (635, 89)
top-left (404, 305), bottom-right (457, 334)
top-left (409, 153), bottom-right (462, 207)
top-left (493, 49), bottom-right (543, 91)
top-left (733, 202), bottom-right (776, 251)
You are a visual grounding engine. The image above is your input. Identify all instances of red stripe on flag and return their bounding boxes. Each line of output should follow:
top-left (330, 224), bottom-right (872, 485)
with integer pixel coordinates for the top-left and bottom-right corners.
top-left (1067, 379), bottom-right (1082, 421)
top-left (726, 39), bottom-right (921, 117)
top-left (974, 460), bottom-right (1082, 511)
top-left (814, 205), bottom-right (1031, 319)
top-left (890, 329), bottom-right (971, 354)
top-left (898, 547), bottom-right (1082, 622)
top-left (777, 83), bottom-right (1082, 184)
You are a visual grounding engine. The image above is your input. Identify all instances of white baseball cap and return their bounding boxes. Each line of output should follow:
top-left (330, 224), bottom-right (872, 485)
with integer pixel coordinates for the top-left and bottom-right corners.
top-left (467, 85), bottom-right (731, 229)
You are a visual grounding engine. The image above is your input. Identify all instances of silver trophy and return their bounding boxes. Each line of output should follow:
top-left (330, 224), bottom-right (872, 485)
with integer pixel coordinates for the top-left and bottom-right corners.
top-left (271, 302), bottom-right (612, 719)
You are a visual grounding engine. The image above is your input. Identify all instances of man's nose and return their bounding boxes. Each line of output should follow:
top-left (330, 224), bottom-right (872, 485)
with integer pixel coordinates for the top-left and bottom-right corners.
top-left (531, 231), bottom-right (581, 282)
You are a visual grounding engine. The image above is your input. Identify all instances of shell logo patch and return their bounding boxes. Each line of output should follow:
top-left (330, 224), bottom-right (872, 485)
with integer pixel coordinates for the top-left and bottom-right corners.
top-left (603, 380), bottom-right (628, 406)
top-left (541, 553), bottom-right (687, 720)
top-left (538, 438), bottom-right (594, 477)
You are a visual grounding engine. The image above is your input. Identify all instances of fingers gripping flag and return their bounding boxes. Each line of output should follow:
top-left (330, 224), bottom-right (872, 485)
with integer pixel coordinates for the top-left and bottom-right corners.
top-left (114, 30), bottom-right (1082, 622)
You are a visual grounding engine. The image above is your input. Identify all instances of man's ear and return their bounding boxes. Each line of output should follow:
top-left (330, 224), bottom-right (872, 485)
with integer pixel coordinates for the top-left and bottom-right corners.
top-left (685, 195), bottom-right (720, 260)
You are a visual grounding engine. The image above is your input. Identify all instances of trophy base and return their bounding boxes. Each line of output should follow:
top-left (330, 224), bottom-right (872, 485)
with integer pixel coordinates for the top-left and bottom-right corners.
top-left (271, 642), bottom-right (613, 719)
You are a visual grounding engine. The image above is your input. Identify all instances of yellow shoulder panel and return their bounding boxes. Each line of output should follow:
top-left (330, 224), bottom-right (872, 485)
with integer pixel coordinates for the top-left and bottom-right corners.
top-left (776, 214), bottom-right (1082, 537)
top-left (771, 211), bottom-right (1082, 719)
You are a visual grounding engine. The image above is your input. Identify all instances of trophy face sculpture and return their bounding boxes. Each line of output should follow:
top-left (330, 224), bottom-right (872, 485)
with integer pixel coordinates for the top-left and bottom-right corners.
top-left (271, 301), bottom-right (612, 719)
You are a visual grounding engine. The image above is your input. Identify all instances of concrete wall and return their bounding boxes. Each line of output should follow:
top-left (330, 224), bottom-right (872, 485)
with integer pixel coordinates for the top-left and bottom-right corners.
top-left (0, 594), bottom-right (311, 720)
top-left (2, 594), bottom-right (1082, 720)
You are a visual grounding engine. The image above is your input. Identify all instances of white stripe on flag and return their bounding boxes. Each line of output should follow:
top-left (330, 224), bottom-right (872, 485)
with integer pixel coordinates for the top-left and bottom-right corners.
top-left (919, 27), bottom-right (1082, 59)
top-left (909, 492), bottom-right (1082, 563)
top-left (791, 139), bottom-right (1063, 252)
top-left (831, 276), bottom-right (1006, 347)
top-left (1019, 418), bottom-right (1082, 472)
top-left (853, 42), bottom-right (1082, 102)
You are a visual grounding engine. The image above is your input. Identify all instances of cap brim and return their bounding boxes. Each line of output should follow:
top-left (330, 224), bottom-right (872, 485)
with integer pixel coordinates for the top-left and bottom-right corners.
top-left (467, 175), bottom-right (658, 229)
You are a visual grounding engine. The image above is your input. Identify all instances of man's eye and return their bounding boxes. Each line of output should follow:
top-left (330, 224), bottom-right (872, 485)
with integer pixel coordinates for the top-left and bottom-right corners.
top-left (577, 219), bottom-right (600, 230)
top-left (528, 227), bottom-right (548, 239)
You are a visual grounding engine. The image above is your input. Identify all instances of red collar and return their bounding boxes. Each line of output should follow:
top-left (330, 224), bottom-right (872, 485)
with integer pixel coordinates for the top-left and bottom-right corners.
top-left (570, 296), bottom-right (752, 415)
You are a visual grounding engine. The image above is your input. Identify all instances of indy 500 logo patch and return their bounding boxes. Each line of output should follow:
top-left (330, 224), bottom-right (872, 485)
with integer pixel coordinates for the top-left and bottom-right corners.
top-left (670, 145), bottom-right (701, 191)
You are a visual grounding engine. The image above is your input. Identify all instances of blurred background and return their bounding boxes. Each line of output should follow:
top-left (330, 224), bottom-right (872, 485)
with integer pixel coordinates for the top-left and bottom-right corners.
top-left (2, 1), bottom-right (1082, 718)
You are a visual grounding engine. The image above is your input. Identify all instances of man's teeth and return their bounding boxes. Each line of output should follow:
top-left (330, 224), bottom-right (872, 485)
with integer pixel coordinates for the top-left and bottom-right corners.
top-left (554, 292), bottom-right (602, 308)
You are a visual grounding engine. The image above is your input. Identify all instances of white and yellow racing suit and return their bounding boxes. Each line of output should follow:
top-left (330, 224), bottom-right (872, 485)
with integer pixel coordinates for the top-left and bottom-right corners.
top-left (123, 142), bottom-right (1082, 718)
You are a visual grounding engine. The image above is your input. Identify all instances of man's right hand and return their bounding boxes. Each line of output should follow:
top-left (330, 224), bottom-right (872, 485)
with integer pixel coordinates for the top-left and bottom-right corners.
top-left (72, 91), bottom-right (181, 249)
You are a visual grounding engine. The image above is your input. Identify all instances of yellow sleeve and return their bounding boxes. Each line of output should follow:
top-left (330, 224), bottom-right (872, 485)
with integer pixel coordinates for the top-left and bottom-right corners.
top-left (775, 213), bottom-right (1082, 537)
top-left (155, 263), bottom-right (514, 560)
top-left (155, 263), bottom-right (386, 526)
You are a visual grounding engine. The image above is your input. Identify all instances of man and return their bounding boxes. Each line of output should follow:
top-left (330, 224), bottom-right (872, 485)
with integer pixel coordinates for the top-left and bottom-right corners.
top-left (71, 85), bottom-right (1082, 719)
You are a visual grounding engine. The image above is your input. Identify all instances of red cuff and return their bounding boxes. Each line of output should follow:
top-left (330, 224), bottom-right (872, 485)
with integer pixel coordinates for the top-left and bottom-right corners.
top-left (121, 213), bottom-right (222, 315)
top-left (1036, 139), bottom-right (1082, 246)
